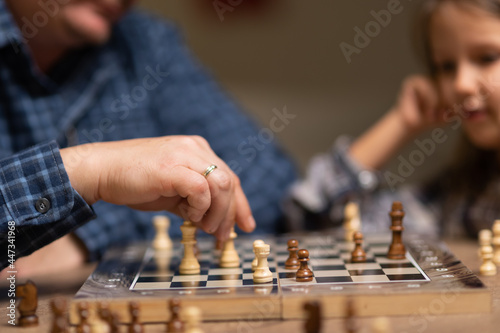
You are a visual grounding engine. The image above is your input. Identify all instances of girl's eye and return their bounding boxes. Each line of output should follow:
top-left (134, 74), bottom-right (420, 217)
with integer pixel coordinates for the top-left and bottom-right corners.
top-left (479, 53), bottom-right (499, 64)
top-left (434, 61), bottom-right (455, 74)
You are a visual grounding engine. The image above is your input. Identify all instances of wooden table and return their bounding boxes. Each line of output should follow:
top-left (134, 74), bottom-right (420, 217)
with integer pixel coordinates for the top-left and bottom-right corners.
top-left (1, 239), bottom-right (499, 332)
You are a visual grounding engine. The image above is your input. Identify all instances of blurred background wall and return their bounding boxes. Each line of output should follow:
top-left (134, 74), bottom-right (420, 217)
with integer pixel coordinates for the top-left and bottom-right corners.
top-left (139, 0), bottom-right (460, 182)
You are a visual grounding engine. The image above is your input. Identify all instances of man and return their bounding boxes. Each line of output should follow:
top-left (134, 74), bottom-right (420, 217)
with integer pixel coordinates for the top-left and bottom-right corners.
top-left (0, 0), bottom-right (296, 276)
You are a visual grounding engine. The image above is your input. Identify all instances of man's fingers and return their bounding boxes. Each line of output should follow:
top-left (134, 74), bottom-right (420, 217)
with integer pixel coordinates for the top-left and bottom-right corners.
top-left (197, 168), bottom-right (233, 234)
top-left (213, 197), bottom-right (237, 240)
top-left (233, 182), bottom-right (255, 233)
top-left (165, 166), bottom-right (211, 222)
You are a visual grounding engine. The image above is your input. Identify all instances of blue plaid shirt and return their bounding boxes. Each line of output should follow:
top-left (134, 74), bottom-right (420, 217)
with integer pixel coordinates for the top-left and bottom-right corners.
top-left (0, 2), bottom-right (297, 267)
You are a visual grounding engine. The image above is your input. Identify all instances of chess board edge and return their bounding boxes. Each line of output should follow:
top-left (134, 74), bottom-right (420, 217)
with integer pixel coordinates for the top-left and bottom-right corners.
top-left (69, 234), bottom-right (491, 323)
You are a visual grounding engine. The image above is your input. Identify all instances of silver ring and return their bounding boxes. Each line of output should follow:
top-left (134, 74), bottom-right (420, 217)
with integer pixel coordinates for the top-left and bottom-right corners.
top-left (202, 164), bottom-right (217, 178)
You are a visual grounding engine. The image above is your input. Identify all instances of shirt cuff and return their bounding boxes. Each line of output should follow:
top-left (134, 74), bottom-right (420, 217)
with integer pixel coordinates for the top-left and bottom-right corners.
top-left (330, 136), bottom-right (381, 192)
top-left (0, 141), bottom-right (95, 265)
top-left (289, 136), bottom-right (382, 214)
top-left (0, 141), bottom-right (94, 225)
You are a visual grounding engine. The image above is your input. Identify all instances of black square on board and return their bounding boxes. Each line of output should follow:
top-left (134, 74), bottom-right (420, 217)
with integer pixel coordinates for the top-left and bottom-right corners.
top-left (312, 265), bottom-right (346, 271)
top-left (348, 269), bottom-right (385, 276)
top-left (137, 276), bottom-right (172, 283)
top-left (315, 276), bottom-right (353, 283)
top-left (170, 281), bottom-right (207, 288)
top-left (387, 274), bottom-right (427, 281)
top-left (379, 262), bottom-right (414, 269)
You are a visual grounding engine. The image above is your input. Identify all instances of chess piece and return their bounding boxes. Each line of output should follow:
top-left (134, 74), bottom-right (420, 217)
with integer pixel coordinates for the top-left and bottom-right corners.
top-left (480, 245), bottom-right (497, 276)
top-left (91, 318), bottom-right (111, 333)
top-left (296, 249), bottom-right (313, 282)
top-left (184, 306), bottom-right (204, 333)
top-left (285, 239), bottom-right (300, 270)
top-left (128, 301), bottom-right (143, 333)
top-left (179, 221), bottom-right (201, 275)
top-left (167, 298), bottom-right (184, 333)
top-left (50, 298), bottom-right (69, 333)
top-left (96, 301), bottom-right (112, 333)
top-left (303, 301), bottom-right (321, 333)
top-left (344, 201), bottom-right (361, 242)
top-left (154, 249), bottom-right (172, 275)
top-left (478, 229), bottom-right (493, 259)
top-left (253, 243), bottom-right (273, 283)
top-left (194, 238), bottom-right (201, 259)
top-left (153, 215), bottom-right (173, 251)
top-left (98, 301), bottom-right (111, 324)
top-left (479, 229), bottom-right (493, 248)
top-left (252, 239), bottom-right (265, 271)
top-left (220, 227), bottom-right (240, 268)
top-left (77, 302), bottom-right (91, 333)
top-left (351, 231), bottom-right (366, 263)
top-left (372, 316), bottom-right (391, 333)
top-left (387, 201), bottom-right (406, 259)
top-left (492, 220), bottom-right (500, 265)
top-left (110, 312), bottom-right (121, 333)
top-left (15, 280), bottom-right (38, 327)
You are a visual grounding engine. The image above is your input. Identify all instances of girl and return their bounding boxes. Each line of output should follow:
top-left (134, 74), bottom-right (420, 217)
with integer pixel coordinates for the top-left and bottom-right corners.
top-left (288, 0), bottom-right (500, 238)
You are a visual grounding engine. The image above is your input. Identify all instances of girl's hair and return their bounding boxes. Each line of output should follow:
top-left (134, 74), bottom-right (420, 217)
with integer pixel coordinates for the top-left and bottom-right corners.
top-left (417, 0), bottom-right (500, 76)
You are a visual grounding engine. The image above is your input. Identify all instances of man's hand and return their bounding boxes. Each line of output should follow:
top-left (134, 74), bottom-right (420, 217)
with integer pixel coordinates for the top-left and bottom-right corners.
top-left (61, 136), bottom-right (256, 240)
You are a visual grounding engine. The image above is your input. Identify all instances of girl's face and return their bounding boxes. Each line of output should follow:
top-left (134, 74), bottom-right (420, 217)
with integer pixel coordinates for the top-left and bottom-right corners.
top-left (430, 2), bottom-right (500, 150)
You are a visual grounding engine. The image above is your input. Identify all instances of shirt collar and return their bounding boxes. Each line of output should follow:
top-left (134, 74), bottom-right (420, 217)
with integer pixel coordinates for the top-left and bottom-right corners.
top-left (0, 0), bottom-right (23, 48)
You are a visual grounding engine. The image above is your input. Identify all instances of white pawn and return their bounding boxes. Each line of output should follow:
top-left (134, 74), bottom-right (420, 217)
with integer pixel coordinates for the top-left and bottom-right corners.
top-left (179, 221), bottom-right (200, 275)
top-left (220, 227), bottom-right (240, 268)
top-left (480, 245), bottom-right (497, 276)
top-left (492, 220), bottom-right (500, 265)
top-left (184, 306), bottom-right (204, 333)
top-left (152, 215), bottom-right (173, 251)
top-left (252, 239), bottom-right (265, 271)
top-left (478, 229), bottom-right (493, 258)
top-left (343, 202), bottom-right (361, 242)
top-left (253, 243), bottom-right (273, 283)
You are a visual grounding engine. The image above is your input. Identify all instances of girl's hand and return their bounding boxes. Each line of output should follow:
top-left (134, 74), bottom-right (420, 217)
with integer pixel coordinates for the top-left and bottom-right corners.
top-left (392, 75), bottom-right (444, 136)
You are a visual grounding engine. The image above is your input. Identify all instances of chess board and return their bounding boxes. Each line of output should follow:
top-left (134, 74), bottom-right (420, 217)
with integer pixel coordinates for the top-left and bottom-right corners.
top-left (71, 233), bottom-right (491, 323)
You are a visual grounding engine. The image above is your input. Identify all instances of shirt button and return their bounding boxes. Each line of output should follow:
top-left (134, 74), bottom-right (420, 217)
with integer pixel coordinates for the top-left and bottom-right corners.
top-left (358, 170), bottom-right (377, 190)
top-left (35, 198), bottom-right (51, 213)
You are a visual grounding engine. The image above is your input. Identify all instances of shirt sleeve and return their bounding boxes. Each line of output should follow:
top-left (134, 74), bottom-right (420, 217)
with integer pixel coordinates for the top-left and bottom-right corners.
top-left (285, 136), bottom-right (383, 230)
top-left (285, 136), bottom-right (439, 235)
top-left (0, 141), bottom-right (95, 269)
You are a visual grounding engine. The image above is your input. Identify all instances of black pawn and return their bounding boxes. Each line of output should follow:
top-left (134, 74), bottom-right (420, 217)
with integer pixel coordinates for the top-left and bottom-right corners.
top-left (110, 312), bottom-right (121, 333)
top-left (167, 298), bottom-right (184, 332)
top-left (296, 249), bottom-right (313, 282)
top-left (304, 301), bottom-right (322, 333)
top-left (128, 301), bottom-right (143, 333)
top-left (351, 231), bottom-right (366, 263)
top-left (285, 239), bottom-right (300, 269)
